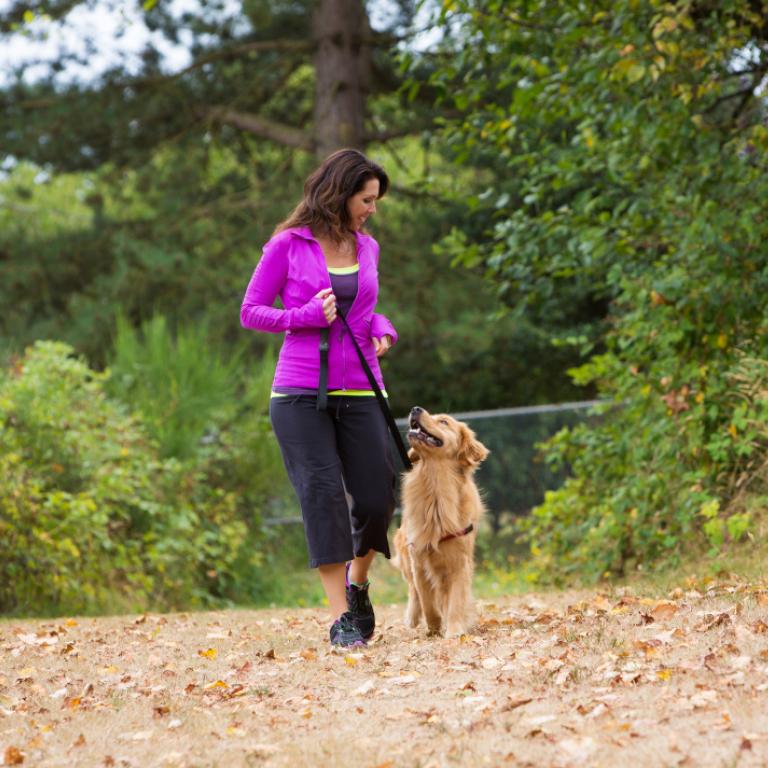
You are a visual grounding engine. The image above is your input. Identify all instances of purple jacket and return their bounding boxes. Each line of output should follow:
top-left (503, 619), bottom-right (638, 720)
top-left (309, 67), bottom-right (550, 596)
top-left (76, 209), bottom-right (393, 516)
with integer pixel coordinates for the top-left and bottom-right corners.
top-left (240, 226), bottom-right (398, 391)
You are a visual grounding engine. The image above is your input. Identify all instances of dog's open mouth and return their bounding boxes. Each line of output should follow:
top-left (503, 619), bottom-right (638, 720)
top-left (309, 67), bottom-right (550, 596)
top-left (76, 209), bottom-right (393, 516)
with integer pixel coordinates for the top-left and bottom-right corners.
top-left (408, 414), bottom-right (443, 447)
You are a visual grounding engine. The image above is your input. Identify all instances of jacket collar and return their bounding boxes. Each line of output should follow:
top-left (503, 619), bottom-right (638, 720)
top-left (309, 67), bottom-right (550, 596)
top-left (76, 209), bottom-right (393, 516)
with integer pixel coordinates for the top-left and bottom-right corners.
top-left (290, 225), bottom-right (370, 247)
top-left (291, 226), bottom-right (317, 242)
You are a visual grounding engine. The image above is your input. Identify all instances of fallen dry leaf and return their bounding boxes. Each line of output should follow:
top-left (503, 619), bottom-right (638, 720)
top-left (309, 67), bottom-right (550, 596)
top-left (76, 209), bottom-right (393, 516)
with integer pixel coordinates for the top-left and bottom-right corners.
top-left (3, 747), bottom-right (24, 765)
top-left (503, 696), bottom-right (533, 711)
top-left (634, 639), bottom-right (661, 657)
top-left (352, 679), bottom-right (376, 696)
top-left (558, 736), bottom-right (596, 760)
top-left (63, 696), bottom-right (81, 711)
top-left (651, 601), bottom-right (679, 621)
top-left (690, 690), bottom-right (718, 709)
top-left (695, 613), bottom-right (732, 631)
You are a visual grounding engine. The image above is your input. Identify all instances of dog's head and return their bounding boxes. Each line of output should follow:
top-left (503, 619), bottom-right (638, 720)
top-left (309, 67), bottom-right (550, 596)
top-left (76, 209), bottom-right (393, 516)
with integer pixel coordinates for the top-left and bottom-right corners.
top-left (407, 406), bottom-right (489, 468)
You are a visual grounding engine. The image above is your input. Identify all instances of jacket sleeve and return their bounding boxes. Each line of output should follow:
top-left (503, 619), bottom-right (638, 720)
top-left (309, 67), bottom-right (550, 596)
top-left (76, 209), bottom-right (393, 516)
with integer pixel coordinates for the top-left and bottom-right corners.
top-left (240, 238), bottom-right (327, 332)
top-left (367, 238), bottom-right (398, 345)
top-left (371, 312), bottom-right (398, 345)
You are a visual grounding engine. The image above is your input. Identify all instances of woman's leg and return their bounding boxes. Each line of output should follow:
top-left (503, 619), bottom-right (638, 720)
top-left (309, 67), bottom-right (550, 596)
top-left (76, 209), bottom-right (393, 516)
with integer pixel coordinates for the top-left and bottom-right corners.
top-left (318, 563), bottom-right (348, 620)
top-left (334, 398), bottom-right (396, 561)
top-left (348, 548), bottom-right (376, 584)
top-left (332, 397), bottom-right (395, 639)
top-left (269, 397), bottom-right (353, 621)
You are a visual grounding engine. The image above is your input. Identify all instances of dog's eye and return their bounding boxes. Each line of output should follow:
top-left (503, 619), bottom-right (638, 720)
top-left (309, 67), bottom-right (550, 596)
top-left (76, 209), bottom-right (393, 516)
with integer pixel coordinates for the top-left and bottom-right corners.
top-left (438, 418), bottom-right (449, 425)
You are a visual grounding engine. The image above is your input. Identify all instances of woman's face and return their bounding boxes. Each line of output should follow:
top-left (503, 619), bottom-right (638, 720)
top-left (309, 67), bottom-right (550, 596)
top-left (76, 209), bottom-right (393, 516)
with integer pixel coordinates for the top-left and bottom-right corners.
top-left (346, 178), bottom-right (380, 231)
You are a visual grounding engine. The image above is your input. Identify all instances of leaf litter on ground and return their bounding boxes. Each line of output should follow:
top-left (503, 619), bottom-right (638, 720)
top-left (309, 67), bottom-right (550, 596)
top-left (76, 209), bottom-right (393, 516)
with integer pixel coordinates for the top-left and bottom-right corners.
top-left (1, 576), bottom-right (768, 766)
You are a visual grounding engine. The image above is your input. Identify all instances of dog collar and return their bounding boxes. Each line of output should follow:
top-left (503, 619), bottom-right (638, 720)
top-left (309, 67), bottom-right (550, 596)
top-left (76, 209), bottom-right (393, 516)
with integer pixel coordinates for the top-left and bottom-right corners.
top-left (438, 524), bottom-right (474, 543)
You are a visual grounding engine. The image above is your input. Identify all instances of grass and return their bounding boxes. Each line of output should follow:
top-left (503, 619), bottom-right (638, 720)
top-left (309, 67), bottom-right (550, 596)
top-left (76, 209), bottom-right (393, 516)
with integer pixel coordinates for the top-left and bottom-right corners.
top-left (246, 509), bottom-right (768, 615)
top-left (249, 518), bottom-right (532, 614)
top-left (610, 504), bottom-right (768, 599)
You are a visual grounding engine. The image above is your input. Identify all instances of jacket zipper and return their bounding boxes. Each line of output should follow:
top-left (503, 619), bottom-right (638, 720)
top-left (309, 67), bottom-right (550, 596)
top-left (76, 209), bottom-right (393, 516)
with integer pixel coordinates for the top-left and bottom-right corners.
top-left (341, 328), bottom-right (347, 390)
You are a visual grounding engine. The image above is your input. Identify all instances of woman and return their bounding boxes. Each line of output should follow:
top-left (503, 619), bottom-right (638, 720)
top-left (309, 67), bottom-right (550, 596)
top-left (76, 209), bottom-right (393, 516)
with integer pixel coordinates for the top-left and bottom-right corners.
top-left (240, 149), bottom-right (397, 648)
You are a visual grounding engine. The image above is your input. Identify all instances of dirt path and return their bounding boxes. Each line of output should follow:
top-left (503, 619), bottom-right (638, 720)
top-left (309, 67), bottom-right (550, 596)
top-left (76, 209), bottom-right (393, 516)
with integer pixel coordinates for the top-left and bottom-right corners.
top-left (2, 578), bottom-right (768, 767)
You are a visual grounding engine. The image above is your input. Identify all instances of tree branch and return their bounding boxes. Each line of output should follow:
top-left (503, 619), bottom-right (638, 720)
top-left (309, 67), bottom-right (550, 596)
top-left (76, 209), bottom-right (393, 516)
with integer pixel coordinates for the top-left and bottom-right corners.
top-left (704, 64), bottom-right (767, 114)
top-left (206, 107), bottom-right (315, 152)
top-left (173, 38), bottom-right (312, 78)
top-left (390, 182), bottom-right (452, 205)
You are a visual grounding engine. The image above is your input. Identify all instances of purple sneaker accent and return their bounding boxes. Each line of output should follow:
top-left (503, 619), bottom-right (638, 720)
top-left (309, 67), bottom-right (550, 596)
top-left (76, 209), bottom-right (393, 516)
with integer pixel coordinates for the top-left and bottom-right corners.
top-left (330, 611), bottom-right (367, 647)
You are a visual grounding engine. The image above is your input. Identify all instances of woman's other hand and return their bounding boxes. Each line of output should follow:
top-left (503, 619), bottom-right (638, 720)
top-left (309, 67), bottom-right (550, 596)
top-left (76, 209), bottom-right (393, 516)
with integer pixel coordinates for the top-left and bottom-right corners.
top-left (315, 288), bottom-right (337, 325)
top-left (372, 335), bottom-right (392, 358)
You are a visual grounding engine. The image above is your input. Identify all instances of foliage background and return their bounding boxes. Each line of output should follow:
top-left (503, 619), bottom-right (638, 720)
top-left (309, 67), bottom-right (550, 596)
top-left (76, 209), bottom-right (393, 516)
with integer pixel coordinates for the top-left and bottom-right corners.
top-left (422, 0), bottom-right (768, 581)
top-left (1, 0), bottom-right (767, 614)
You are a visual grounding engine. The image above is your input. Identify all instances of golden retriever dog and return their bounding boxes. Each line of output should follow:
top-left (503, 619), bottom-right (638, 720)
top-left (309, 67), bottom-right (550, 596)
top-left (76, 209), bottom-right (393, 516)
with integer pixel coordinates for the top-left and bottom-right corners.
top-left (392, 406), bottom-right (489, 638)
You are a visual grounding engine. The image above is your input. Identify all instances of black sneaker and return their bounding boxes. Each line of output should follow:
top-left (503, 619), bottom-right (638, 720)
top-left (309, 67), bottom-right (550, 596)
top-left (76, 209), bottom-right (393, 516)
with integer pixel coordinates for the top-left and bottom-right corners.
top-left (329, 611), bottom-right (367, 648)
top-left (346, 564), bottom-right (375, 640)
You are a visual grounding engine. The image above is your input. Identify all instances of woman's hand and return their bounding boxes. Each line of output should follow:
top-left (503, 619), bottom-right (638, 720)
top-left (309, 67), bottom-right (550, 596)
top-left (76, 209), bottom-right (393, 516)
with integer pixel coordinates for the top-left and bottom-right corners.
top-left (372, 335), bottom-right (392, 358)
top-left (315, 288), bottom-right (337, 325)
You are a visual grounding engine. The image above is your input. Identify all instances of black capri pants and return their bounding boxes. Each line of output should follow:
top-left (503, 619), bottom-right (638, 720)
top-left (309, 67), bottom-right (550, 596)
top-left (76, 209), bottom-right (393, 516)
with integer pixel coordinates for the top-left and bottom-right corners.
top-left (269, 395), bottom-right (396, 568)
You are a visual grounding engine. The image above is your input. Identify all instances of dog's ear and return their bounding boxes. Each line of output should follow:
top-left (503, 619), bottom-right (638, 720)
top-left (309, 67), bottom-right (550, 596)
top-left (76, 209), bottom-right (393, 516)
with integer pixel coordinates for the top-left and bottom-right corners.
top-left (458, 425), bottom-right (489, 468)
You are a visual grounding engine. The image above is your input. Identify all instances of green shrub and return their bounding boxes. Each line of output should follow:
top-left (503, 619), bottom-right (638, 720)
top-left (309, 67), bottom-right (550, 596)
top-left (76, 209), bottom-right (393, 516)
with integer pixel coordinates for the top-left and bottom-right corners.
top-left (521, 340), bottom-right (768, 583)
top-left (109, 313), bottom-right (237, 459)
top-left (106, 314), bottom-right (296, 603)
top-left (426, 1), bottom-right (768, 583)
top-left (0, 341), bottom-right (250, 615)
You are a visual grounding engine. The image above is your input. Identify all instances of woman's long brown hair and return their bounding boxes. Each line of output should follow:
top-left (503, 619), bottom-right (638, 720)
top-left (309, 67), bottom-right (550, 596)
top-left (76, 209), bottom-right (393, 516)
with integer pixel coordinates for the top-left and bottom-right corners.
top-left (275, 149), bottom-right (389, 243)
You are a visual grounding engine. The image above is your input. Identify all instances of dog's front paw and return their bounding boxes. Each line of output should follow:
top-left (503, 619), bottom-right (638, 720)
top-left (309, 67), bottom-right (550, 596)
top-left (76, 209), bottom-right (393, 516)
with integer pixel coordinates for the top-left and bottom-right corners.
top-left (426, 623), bottom-right (442, 637)
top-left (443, 623), bottom-right (468, 639)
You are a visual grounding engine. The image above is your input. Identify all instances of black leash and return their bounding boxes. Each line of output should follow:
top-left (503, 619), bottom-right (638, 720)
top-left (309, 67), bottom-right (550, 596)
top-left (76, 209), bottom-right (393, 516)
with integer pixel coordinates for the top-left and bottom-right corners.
top-left (317, 327), bottom-right (329, 412)
top-left (317, 310), bottom-right (412, 471)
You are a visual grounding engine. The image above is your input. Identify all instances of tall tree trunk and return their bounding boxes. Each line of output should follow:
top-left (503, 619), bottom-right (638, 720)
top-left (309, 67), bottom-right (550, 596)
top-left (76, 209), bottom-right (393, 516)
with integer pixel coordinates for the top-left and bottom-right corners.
top-left (312, 0), bottom-right (371, 158)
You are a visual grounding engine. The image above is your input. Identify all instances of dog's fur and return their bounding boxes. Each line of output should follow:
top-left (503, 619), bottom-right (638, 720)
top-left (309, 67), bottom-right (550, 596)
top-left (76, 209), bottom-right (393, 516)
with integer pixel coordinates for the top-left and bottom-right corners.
top-left (392, 407), bottom-right (489, 637)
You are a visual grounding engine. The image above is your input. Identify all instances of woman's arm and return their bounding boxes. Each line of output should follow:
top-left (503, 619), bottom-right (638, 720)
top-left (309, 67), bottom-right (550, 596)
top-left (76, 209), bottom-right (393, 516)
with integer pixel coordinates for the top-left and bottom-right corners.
top-left (371, 313), bottom-right (398, 346)
top-left (240, 240), bottom-right (328, 332)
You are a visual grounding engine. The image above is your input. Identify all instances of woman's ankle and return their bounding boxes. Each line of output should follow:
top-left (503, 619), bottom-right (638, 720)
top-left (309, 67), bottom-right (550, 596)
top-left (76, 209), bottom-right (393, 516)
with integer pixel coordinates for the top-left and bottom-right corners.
top-left (348, 550), bottom-right (375, 585)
